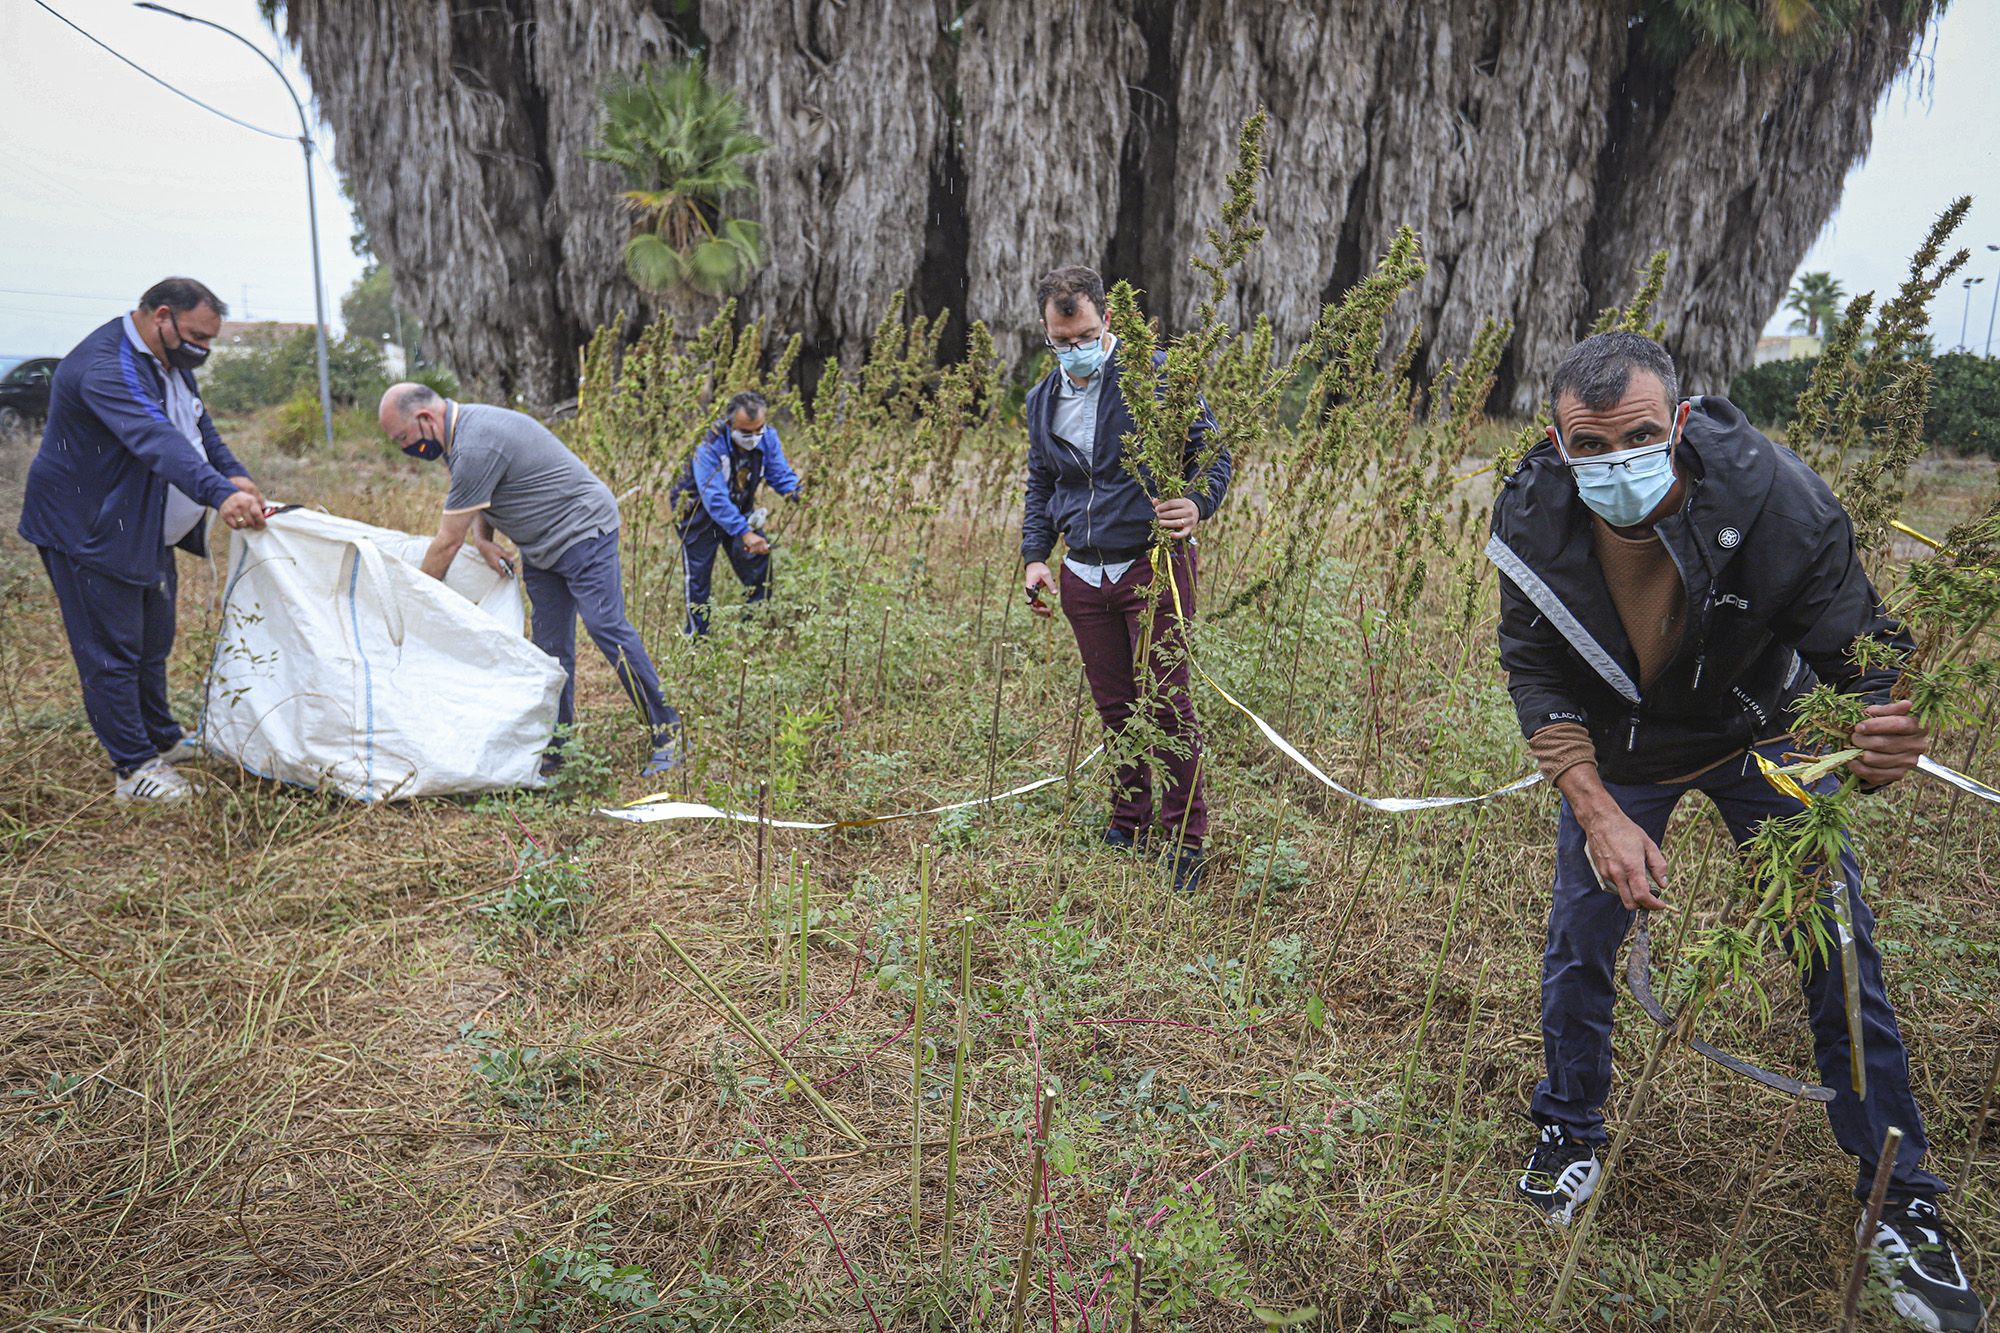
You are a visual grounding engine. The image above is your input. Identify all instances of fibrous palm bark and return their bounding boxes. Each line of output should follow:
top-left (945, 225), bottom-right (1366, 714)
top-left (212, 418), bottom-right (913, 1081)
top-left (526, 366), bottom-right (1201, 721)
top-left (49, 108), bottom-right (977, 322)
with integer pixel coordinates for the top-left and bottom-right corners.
top-left (280, 0), bottom-right (1941, 413)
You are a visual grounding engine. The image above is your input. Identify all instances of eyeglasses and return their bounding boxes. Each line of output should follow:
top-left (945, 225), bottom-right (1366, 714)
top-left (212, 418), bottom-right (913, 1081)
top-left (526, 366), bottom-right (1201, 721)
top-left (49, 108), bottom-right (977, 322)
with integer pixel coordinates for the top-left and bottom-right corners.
top-left (1043, 331), bottom-right (1104, 353)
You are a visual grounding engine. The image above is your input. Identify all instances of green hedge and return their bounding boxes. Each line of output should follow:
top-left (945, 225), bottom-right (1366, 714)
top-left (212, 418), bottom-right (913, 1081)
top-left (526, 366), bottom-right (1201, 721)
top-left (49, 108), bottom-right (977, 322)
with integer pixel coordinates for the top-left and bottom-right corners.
top-left (202, 330), bottom-right (387, 415)
top-left (1728, 351), bottom-right (2000, 457)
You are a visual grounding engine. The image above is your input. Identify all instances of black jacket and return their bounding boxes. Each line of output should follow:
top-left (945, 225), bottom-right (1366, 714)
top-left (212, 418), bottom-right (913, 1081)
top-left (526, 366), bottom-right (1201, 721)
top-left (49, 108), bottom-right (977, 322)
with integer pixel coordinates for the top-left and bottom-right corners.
top-left (1487, 396), bottom-right (1911, 784)
top-left (1020, 350), bottom-right (1230, 564)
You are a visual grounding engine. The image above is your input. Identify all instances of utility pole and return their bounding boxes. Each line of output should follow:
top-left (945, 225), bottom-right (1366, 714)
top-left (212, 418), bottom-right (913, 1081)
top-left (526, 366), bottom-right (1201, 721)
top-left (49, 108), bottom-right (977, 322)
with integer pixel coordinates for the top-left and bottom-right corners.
top-left (1984, 244), bottom-right (1999, 358)
top-left (1960, 276), bottom-right (1985, 353)
top-left (138, 3), bottom-right (335, 452)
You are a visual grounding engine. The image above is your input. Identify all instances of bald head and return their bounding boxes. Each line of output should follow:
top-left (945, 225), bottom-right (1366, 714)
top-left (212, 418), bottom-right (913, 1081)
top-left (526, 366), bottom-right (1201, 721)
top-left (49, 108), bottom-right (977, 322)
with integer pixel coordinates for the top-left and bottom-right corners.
top-left (380, 382), bottom-right (450, 457)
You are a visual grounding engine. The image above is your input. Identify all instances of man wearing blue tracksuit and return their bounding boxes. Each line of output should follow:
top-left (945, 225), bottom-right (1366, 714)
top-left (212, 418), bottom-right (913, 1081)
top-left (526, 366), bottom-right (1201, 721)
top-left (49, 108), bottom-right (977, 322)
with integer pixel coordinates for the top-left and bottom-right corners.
top-left (671, 390), bottom-right (800, 635)
top-left (17, 277), bottom-right (269, 803)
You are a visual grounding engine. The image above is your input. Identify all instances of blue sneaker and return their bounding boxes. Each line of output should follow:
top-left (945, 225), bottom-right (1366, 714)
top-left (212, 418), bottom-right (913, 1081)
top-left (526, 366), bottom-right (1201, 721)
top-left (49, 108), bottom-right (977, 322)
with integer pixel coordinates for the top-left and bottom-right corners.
top-left (1102, 825), bottom-right (1152, 852)
top-left (641, 730), bottom-right (685, 778)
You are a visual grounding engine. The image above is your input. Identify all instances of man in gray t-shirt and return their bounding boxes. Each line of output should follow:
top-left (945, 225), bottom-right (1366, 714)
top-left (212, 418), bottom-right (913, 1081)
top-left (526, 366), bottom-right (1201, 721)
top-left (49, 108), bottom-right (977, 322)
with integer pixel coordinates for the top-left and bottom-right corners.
top-left (378, 382), bottom-right (683, 778)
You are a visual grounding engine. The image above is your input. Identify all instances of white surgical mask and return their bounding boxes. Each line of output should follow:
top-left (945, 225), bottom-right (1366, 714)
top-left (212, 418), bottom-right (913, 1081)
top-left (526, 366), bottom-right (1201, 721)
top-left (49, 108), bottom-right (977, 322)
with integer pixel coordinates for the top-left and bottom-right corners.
top-left (1556, 404), bottom-right (1686, 528)
top-left (730, 428), bottom-right (761, 450)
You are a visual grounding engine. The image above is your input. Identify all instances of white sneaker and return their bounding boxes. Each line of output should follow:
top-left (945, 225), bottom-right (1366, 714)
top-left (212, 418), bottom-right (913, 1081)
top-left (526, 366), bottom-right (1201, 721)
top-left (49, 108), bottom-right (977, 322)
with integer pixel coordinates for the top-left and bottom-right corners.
top-left (157, 735), bottom-right (202, 764)
top-left (115, 757), bottom-right (194, 803)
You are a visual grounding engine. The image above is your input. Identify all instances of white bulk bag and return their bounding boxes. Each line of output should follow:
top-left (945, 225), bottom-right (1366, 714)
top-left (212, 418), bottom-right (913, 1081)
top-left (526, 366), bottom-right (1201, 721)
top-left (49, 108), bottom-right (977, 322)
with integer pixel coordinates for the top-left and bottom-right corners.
top-left (200, 508), bottom-right (566, 800)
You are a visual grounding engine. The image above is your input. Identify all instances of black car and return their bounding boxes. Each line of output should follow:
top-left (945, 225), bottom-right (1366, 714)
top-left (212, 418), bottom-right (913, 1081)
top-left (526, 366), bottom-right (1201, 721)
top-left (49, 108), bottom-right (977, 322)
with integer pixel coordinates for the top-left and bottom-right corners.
top-left (0, 356), bottom-right (60, 434)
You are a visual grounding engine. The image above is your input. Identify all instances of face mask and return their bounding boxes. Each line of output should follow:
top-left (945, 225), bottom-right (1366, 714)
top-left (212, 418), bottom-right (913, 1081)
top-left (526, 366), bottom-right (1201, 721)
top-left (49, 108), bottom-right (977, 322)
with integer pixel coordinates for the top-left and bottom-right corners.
top-left (162, 312), bottom-right (209, 371)
top-left (730, 428), bottom-right (762, 450)
top-left (1054, 335), bottom-right (1108, 381)
top-left (1557, 406), bottom-right (1685, 528)
top-left (401, 413), bottom-right (444, 460)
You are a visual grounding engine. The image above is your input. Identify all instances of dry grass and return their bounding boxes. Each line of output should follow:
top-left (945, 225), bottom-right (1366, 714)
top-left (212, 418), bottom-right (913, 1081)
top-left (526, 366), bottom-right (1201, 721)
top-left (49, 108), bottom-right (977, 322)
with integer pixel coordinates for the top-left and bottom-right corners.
top-left (0, 416), bottom-right (1994, 1332)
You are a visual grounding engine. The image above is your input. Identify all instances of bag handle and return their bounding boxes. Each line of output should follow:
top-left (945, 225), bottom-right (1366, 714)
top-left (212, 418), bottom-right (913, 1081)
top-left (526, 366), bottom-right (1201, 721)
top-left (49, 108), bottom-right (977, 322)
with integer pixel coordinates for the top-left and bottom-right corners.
top-left (343, 538), bottom-right (406, 649)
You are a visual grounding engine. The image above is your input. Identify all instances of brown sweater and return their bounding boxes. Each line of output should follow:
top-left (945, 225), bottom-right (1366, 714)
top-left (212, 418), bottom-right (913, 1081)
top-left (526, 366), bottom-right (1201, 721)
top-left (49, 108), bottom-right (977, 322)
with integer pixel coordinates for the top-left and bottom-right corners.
top-left (1527, 518), bottom-right (1688, 784)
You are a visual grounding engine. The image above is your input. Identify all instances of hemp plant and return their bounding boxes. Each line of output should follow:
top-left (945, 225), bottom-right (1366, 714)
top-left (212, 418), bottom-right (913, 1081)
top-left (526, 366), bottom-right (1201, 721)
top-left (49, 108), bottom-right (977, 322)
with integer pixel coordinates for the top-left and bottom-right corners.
top-left (1698, 200), bottom-right (1994, 1097)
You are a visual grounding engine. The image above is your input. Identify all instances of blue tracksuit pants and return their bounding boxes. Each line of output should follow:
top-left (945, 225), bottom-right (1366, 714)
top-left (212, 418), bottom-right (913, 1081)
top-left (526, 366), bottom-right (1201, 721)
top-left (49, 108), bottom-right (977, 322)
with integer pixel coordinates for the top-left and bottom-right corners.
top-left (39, 544), bottom-right (183, 775)
top-left (1536, 738), bottom-right (1944, 1201)
top-left (520, 530), bottom-right (679, 742)
top-left (680, 516), bottom-right (769, 636)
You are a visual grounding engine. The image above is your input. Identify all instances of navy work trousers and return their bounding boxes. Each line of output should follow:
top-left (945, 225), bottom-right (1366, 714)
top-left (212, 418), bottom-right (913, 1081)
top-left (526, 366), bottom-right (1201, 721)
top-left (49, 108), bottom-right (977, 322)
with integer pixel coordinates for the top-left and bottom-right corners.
top-left (39, 543), bottom-right (184, 775)
top-left (680, 516), bottom-right (769, 636)
top-left (520, 530), bottom-right (679, 741)
top-left (1536, 739), bottom-right (1944, 1201)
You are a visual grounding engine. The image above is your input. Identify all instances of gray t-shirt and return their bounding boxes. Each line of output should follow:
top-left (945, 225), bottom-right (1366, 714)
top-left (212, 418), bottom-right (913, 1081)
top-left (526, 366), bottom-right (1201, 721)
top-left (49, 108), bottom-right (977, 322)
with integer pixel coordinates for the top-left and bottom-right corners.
top-left (443, 403), bottom-right (618, 568)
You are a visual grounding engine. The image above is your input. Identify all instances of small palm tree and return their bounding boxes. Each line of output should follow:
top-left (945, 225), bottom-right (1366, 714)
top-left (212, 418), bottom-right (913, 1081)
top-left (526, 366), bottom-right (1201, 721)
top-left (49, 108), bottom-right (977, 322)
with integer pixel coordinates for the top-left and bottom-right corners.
top-left (1785, 270), bottom-right (1846, 338)
top-left (587, 58), bottom-right (769, 298)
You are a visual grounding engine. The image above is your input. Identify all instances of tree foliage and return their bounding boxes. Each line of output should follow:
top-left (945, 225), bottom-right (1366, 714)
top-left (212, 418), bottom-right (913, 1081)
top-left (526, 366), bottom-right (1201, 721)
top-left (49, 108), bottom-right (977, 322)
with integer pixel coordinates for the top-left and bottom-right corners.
top-left (587, 57), bottom-right (769, 299)
top-left (1784, 270), bottom-right (1846, 337)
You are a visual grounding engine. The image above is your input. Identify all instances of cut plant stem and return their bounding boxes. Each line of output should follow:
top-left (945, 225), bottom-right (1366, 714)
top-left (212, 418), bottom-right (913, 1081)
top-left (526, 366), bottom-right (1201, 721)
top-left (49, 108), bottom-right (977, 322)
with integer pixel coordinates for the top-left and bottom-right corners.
top-left (1839, 1125), bottom-right (1905, 1333)
top-left (910, 844), bottom-right (932, 1238)
top-left (798, 855), bottom-right (812, 1022)
top-left (1008, 1084), bottom-right (1054, 1333)
top-left (1696, 1100), bottom-right (1797, 1330)
top-left (1955, 1042), bottom-right (2000, 1195)
top-left (1549, 1020), bottom-right (1679, 1316)
top-left (650, 923), bottom-right (864, 1146)
top-left (942, 914), bottom-right (974, 1282)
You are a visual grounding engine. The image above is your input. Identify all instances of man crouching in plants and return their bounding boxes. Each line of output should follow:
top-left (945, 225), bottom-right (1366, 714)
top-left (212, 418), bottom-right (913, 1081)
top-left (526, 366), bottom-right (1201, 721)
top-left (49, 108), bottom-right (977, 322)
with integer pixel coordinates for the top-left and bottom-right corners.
top-left (1021, 264), bottom-right (1230, 894)
top-left (1489, 331), bottom-right (1982, 1329)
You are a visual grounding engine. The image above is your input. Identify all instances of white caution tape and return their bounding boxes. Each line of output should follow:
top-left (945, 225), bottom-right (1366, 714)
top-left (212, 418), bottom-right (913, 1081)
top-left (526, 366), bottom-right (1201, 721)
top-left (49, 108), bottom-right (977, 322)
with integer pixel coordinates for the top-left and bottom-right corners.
top-left (600, 748), bottom-right (1103, 828)
top-left (1195, 668), bottom-right (1544, 812)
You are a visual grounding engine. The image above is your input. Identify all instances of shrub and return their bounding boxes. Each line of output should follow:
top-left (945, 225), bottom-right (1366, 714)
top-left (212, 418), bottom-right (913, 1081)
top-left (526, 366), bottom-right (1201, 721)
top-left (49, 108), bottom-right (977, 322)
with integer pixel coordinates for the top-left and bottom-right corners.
top-left (271, 391), bottom-right (321, 456)
top-left (1726, 356), bottom-right (1815, 427)
top-left (202, 329), bottom-right (388, 415)
top-left (1925, 352), bottom-right (2000, 456)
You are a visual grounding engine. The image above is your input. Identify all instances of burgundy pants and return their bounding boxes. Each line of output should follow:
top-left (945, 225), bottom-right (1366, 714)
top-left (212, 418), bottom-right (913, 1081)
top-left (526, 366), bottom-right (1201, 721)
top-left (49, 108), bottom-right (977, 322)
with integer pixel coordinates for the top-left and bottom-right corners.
top-left (1059, 549), bottom-right (1208, 847)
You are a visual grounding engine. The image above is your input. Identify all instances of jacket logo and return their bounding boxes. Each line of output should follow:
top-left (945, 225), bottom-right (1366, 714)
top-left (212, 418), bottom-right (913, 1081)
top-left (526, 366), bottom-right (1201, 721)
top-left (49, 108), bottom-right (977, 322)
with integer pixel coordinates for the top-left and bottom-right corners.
top-left (1717, 527), bottom-right (1742, 549)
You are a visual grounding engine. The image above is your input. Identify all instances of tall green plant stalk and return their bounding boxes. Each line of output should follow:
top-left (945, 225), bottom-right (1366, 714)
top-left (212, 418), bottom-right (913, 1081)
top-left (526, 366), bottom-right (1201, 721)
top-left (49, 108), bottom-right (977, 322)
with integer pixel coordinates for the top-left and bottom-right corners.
top-left (798, 855), bottom-right (812, 1022)
top-left (909, 844), bottom-right (932, 1238)
top-left (1008, 1085), bottom-right (1054, 1333)
top-left (942, 914), bottom-right (974, 1281)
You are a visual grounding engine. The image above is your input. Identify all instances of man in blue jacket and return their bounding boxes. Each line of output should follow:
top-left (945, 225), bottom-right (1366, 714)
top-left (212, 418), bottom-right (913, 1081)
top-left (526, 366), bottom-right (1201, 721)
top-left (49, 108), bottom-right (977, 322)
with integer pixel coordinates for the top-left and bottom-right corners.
top-left (1020, 265), bottom-right (1230, 893)
top-left (671, 390), bottom-right (801, 635)
top-left (18, 277), bottom-right (267, 803)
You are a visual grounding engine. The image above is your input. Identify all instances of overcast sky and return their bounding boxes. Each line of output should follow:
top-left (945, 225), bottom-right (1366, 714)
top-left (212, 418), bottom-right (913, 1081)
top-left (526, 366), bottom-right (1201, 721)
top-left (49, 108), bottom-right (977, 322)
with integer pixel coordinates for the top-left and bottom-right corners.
top-left (2, 0), bottom-right (1996, 360)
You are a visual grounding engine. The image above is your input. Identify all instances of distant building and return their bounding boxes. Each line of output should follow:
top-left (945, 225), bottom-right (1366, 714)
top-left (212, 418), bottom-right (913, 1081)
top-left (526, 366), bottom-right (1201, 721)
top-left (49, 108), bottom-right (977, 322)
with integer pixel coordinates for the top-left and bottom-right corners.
top-left (1755, 334), bottom-right (1823, 365)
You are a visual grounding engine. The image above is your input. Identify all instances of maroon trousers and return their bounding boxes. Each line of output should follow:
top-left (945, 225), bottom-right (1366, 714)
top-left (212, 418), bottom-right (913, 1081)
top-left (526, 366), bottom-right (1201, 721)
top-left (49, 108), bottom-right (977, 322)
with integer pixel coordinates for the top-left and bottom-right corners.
top-left (1059, 548), bottom-right (1208, 847)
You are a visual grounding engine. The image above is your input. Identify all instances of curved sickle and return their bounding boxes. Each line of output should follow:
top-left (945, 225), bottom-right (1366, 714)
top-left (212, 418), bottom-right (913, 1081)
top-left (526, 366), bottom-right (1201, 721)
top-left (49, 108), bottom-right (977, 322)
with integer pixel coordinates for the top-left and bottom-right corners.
top-left (1626, 911), bottom-right (1836, 1103)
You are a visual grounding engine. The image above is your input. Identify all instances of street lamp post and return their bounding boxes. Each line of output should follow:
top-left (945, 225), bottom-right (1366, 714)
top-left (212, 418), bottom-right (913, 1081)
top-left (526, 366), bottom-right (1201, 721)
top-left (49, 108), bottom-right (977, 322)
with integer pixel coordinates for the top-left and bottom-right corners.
top-left (136, 2), bottom-right (335, 453)
top-left (1984, 244), bottom-right (1999, 359)
top-left (1960, 276), bottom-right (1986, 353)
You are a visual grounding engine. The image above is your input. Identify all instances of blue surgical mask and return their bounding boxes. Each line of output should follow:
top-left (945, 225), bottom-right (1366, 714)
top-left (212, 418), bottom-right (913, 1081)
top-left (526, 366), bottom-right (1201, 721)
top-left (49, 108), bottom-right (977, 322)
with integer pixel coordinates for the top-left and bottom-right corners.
top-left (1557, 408), bottom-right (1684, 528)
top-left (1054, 336), bottom-right (1109, 381)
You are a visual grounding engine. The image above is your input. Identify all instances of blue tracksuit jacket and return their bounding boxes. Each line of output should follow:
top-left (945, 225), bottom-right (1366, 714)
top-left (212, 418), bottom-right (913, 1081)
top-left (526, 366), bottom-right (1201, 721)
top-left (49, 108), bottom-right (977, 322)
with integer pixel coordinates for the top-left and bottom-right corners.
top-left (17, 317), bottom-right (248, 584)
top-left (671, 422), bottom-right (801, 537)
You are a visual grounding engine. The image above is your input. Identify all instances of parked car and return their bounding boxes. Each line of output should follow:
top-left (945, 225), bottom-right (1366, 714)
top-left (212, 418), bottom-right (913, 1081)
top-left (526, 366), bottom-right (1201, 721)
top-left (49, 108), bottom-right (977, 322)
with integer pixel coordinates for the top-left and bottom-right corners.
top-left (0, 355), bottom-right (60, 434)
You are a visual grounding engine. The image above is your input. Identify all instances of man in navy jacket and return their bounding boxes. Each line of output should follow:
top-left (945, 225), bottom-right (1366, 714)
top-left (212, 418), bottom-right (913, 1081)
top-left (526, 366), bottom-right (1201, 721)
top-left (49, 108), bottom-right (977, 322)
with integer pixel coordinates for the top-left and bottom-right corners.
top-left (18, 278), bottom-right (266, 803)
top-left (1020, 265), bottom-right (1231, 893)
top-left (670, 390), bottom-right (801, 635)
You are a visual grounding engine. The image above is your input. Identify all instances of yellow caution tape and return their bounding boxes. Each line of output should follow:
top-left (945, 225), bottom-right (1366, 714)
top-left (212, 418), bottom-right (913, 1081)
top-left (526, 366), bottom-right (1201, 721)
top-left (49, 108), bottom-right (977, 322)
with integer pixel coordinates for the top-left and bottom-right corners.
top-left (1889, 519), bottom-right (1944, 551)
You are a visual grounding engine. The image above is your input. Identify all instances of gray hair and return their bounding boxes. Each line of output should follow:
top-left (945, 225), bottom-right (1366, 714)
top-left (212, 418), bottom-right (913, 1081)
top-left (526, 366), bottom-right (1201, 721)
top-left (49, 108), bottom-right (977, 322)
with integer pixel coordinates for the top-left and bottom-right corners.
top-left (724, 390), bottom-right (767, 422)
top-left (1549, 332), bottom-right (1680, 421)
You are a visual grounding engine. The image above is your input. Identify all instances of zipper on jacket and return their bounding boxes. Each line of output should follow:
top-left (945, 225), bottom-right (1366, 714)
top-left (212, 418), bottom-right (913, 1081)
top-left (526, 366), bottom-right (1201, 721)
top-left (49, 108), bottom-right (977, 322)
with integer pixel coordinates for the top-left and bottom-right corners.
top-left (1692, 653), bottom-right (1705, 691)
top-left (1058, 435), bottom-right (1095, 554)
top-left (1626, 715), bottom-right (1638, 752)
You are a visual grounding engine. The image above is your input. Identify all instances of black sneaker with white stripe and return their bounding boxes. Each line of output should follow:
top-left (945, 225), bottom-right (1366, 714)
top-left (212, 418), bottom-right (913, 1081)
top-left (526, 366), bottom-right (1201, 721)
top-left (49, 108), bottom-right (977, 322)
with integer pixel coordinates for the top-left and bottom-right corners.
top-left (1862, 1195), bottom-right (1985, 1331)
top-left (1516, 1123), bottom-right (1602, 1225)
